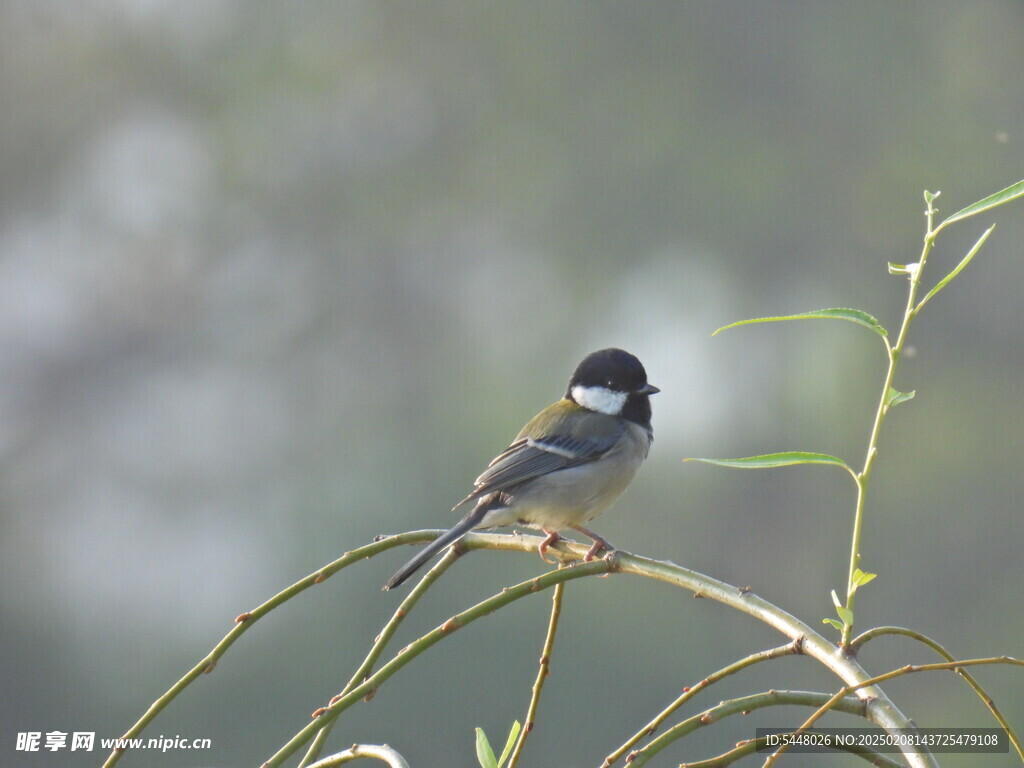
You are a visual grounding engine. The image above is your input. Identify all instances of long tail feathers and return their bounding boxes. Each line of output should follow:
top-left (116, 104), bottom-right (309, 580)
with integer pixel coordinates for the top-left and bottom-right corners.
top-left (382, 512), bottom-right (482, 591)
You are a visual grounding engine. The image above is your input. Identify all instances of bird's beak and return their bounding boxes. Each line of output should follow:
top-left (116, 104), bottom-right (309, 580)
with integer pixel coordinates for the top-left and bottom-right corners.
top-left (636, 383), bottom-right (660, 396)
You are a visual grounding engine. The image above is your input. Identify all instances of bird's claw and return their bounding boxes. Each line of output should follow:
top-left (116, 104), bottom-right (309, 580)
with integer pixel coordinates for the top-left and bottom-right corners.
top-left (583, 540), bottom-right (606, 562)
top-left (537, 530), bottom-right (561, 563)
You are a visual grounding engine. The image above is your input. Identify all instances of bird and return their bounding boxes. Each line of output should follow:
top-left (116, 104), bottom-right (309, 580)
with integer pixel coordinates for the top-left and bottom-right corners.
top-left (383, 348), bottom-right (658, 590)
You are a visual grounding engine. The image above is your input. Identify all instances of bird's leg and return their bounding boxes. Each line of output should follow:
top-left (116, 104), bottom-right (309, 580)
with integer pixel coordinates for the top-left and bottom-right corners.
top-left (537, 529), bottom-right (561, 563)
top-left (572, 525), bottom-right (614, 561)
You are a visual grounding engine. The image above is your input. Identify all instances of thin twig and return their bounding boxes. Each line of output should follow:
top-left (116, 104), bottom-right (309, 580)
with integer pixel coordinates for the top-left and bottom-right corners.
top-left (507, 578), bottom-right (566, 768)
top-left (849, 626), bottom-right (1024, 762)
top-left (262, 559), bottom-right (615, 768)
top-left (762, 656), bottom-right (1024, 767)
top-left (299, 547), bottom-right (462, 767)
top-left (100, 533), bottom-right (425, 768)
top-left (626, 689), bottom-right (869, 766)
top-left (679, 735), bottom-right (903, 768)
top-left (103, 532), bottom-right (932, 768)
top-left (602, 639), bottom-right (802, 767)
top-left (305, 743), bottom-right (410, 767)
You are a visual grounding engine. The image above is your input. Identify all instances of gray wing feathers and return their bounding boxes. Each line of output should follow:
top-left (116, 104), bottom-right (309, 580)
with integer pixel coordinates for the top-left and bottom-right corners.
top-left (462, 428), bottom-right (623, 504)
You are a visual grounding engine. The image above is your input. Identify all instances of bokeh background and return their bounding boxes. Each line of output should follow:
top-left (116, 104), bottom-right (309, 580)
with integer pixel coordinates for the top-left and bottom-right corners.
top-left (2, 2), bottom-right (1022, 767)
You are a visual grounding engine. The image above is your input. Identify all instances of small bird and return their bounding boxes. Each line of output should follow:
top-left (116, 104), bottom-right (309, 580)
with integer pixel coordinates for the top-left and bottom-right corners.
top-left (383, 348), bottom-right (658, 590)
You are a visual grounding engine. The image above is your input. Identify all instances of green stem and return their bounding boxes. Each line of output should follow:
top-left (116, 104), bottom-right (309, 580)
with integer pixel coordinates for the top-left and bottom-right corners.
top-left (841, 192), bottom-right (938, 648)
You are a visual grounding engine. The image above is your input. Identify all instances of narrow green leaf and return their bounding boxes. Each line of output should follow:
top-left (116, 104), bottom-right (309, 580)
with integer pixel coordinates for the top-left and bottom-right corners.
top-left (923, 189), bottom-right (939, 206)
top-left (938, 178), bottom-right (1024, 230)
top-left (687, 452), bottom-right (853, 473)
top-left (885, 386), bottom-right (916, 408)
top-left (497, 722), bottom-right (521, 768)
top-left (830, 589), bottom-right (843, 608)
top-left (887, 262), bottom-right (910, 275)
top-left (713, 308), bottom-right (888, 338)
top-left (823, 618), bottom-right (844, 631)
top-left (836, 605), bottom-right (854, 626)
top-left (475, 728), bottom-right (498, 768)
top-left (917, 225), bottom-right (995, 312)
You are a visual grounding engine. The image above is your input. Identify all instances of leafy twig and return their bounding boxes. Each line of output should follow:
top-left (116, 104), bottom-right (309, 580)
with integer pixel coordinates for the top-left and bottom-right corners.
top-left (839, 191), bottom-right (941, 648)
top-left (688, 180), bottom-right (1024, 650)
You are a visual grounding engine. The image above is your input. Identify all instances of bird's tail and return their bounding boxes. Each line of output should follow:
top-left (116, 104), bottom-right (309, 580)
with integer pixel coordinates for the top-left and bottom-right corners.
top-left (381, 511), bottom-right (481, 590)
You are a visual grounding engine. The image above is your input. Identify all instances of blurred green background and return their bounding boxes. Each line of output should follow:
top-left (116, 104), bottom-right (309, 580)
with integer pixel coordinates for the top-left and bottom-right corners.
top-left (1, 2), bottom-right (1022, 767)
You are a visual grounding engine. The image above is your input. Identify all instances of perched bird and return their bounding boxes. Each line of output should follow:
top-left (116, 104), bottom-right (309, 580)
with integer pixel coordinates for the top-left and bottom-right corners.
top-left (383, 348), bottom-right (658, 590)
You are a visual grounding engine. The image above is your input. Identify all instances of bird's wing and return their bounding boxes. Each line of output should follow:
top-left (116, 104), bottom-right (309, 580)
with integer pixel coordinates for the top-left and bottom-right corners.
top-left (455, 407), bottom-right (625, 507)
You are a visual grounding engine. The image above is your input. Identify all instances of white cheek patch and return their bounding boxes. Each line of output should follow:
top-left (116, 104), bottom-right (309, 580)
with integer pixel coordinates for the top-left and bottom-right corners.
top-left (571, 384), bottom-right (627, 415)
